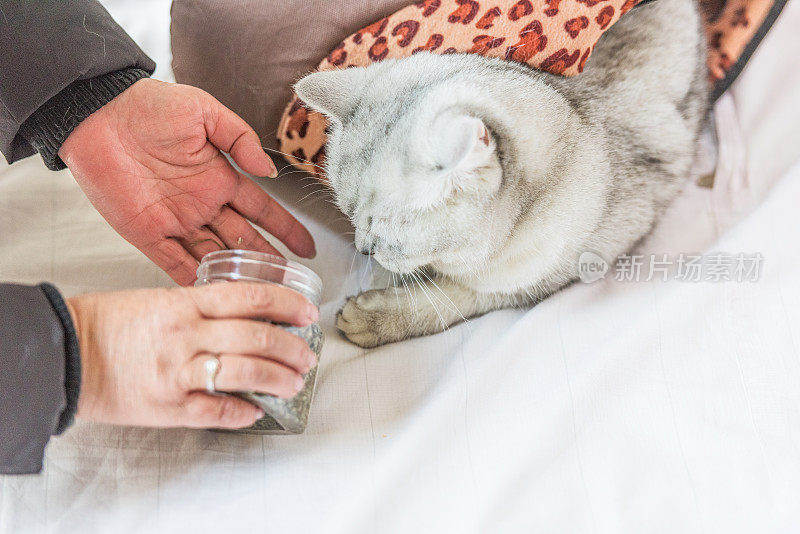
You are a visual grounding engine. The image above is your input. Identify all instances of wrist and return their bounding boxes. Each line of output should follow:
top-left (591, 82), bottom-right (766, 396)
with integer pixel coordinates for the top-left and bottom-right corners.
top-left (66, 295), bottom-right (101, 421)
top-left (19, 69), bottom-right (151, 171)
top-left (56, 97), bottom-right (112, 171)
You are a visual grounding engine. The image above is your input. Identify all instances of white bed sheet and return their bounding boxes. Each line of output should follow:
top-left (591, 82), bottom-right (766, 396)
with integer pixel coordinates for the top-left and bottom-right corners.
top-left (1, 1), bottom-right (800, 532)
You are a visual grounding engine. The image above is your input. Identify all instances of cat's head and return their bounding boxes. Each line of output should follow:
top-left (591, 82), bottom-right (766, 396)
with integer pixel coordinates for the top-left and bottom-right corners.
top-left (294, 53), bottom-right (562, 277)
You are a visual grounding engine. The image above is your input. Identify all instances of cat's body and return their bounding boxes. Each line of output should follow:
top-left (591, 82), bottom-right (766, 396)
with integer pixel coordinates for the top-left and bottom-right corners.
top-left (295, 0), bottom-right (708, 347)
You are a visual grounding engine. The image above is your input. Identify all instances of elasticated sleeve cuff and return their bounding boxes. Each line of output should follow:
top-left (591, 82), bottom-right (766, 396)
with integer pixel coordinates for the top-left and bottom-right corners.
top-left (0, 283), bottom-right (80, 474)
top-left (17, 67), bottom-right (151, 170)
top-left (39, 284), bottom-right (82, 435)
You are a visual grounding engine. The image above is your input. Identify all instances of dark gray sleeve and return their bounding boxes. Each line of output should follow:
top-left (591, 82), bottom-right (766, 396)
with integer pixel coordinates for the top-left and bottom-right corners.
top-left (0, 0), bottom-right (155, 166)
top-left (0, 284), bottom-right (81, 475)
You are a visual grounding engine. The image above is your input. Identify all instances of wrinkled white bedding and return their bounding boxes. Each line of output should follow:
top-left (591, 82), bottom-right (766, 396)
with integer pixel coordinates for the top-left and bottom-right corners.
top-left (1, 1), bottom-right (799, 532)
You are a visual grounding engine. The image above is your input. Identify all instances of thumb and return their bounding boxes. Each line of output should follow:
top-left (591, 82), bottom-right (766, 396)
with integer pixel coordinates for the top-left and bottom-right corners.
top-left (202, 94), bottom-right (277, 178)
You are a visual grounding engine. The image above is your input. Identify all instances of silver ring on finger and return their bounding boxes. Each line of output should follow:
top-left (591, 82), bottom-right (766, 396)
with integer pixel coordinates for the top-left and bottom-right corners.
top-left (204, 355), bottom-right (221, 394)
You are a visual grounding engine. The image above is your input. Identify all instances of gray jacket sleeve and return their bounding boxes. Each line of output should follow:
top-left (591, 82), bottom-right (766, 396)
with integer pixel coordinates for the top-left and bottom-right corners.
top-left (0, 0), bottom-right (155, 168)
top-left (1, 1), bottom-right (155, 475)
top-left (0, 284), bottom-right (80, 475)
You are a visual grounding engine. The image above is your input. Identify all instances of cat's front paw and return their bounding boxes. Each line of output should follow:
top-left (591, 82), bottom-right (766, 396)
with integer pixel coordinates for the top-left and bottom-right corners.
top-left (336, 289), bottom-right (411, 348)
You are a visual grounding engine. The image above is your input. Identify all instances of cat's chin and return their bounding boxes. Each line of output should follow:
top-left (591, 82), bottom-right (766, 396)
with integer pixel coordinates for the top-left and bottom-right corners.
top-left (372, 254), bottom-right (428, 276)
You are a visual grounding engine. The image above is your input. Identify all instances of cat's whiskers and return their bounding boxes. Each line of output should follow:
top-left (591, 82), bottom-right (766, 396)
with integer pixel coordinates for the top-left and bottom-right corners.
top-left (410, 270), bottom-right (448, 331)
top-left (277, 162), bottom-right (298, 174)
top-left (398, 273), bottom-right (416, 316)
top-left (297, 188), bottom-right (332, 204)
top-left (413, 271), bottom-right (446, 322)
top-left (299, 181), bottom-right (329, 191)
top-left (261, 146), bottom-right (326, 172)
top-left (278, 169), bottom-right (324, 179)
top-left (391, 272), bottom-right (402, 312)
top-left (297, 194), bottom-right (340, 210)
top-left (421, 269), bottom-right (469, 325)
top-left (456, 252), bottom-right (480, 280)
top-left (406, 273), bottom-right (420, 312)
top-left (347, 248), bottom-right (358, 285)
top-left (360, 251), bottom-right (373, 289)
top-left (393, 273), bottom-right (416, 340)
top-left (402, 275), bottom-right (421, 338)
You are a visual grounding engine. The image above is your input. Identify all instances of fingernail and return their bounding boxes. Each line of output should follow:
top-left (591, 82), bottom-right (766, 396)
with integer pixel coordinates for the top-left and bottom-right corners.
top-left (307, 303), bottom-right (319, 323)
top-left (267, 160), bottom-right (278, 178)
top-left (294, 375), bottom-right (305, 392)
top-left (254, 409), bottom-right (265, 420)
top-left (305, 349), bottom-right (318, 369)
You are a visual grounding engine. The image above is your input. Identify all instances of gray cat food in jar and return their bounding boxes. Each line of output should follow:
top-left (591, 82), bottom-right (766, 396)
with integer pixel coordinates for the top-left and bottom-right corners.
top-left (195, 250), bottom-right (323, 434)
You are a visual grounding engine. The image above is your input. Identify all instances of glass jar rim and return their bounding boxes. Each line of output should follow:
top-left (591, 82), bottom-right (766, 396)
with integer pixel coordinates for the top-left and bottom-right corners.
top-left (197, 249), bottom-right (323, 296)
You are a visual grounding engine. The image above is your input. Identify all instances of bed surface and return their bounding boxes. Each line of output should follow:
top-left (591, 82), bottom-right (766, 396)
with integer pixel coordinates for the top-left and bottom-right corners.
top-left (1, 1), bottom-right (799, 532)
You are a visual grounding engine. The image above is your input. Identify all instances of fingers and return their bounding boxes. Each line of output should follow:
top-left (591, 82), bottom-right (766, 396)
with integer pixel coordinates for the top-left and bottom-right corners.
top-left (194, 319), bottom-right (317, 373)
top-left (182, 354), bottom-right (305, 398)
top-left (181, 392), bottom-right (265, 429)
top-left (180, 228), bottom-right (227, 262)
top-left (148, 238), bottom-right (200, 286)
top-left (201, 94), bottom-right (277, 178)
top-left (190, 282), bottom-right (318, 325)
top-left (230, 175), bottom-right (317, 259)
top-left (208, 206), bottom-right (283, 257)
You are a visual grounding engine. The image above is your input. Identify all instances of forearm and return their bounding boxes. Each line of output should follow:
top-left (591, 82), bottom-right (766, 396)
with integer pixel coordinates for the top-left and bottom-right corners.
top-left (0, 283), bottom-right (81, 475)
top-left (0, 0), bottom-right (155, 167)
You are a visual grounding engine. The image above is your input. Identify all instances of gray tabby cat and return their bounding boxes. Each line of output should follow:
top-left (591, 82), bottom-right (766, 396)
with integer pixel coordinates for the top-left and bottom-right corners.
top-left (294, 0), bottom-right (708, 347)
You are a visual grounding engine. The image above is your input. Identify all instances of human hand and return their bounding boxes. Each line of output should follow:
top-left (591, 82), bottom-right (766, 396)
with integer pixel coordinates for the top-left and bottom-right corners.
top-left (67, 282), bottom-right (319, 429)
top-left (59, 78), bottom-right (316, 286)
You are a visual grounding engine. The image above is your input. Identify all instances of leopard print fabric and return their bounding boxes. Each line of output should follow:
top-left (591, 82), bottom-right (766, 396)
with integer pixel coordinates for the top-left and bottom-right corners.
top-left (277, 0), bottom-right (783, 177)
top-left (701, 0), bottom-right (780, 95)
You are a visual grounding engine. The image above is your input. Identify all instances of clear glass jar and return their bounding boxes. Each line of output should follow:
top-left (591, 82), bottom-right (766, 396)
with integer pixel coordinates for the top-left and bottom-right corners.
top-left (195, 250), bottom-right (323, 434)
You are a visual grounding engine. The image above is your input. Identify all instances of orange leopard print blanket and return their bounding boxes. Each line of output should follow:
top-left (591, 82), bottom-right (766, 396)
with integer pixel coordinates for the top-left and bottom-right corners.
top-left (277, 0), bottom-right (786, 177)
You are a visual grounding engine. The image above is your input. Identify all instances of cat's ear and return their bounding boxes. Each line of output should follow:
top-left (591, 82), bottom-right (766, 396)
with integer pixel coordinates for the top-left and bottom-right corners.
top-left (294, 68), bottom-right (368, 121)
top-left (436, 115), bottom-right (494, 172)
